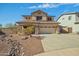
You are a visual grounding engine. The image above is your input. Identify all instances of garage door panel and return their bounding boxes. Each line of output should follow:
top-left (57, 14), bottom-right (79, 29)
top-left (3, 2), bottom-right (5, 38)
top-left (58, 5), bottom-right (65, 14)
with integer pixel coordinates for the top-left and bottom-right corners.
top-left (39, 28), bottom-right (55, 34)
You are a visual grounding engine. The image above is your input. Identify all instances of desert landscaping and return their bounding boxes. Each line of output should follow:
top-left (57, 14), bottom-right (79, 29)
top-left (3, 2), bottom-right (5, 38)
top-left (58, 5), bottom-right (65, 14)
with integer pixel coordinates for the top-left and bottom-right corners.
top-left (0, 30), bottom-right (44, 56)
top-left (0, 30), bottom-right (79, 56)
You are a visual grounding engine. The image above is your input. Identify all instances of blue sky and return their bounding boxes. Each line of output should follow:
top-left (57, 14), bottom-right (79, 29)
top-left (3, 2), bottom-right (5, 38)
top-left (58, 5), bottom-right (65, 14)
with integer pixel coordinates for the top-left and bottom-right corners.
top-left (0, 3), bottom-right (79, 26)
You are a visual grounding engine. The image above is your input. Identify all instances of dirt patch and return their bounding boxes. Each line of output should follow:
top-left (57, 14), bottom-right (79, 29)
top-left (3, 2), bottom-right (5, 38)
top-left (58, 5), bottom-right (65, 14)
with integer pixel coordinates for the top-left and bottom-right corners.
top-left (0, 34), bottom-right (44, 56)
top-left (20, 36), bottom-right (44, 56)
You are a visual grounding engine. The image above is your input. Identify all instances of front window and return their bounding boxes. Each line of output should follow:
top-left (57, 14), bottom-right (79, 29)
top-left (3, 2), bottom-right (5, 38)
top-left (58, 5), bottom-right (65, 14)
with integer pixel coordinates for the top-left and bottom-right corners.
top-left (68, 16), bottom-right (72, 20)
top-left (47, 17), bottom-right (52, 21)
top-left (36, 16), bottom-right (42, 21)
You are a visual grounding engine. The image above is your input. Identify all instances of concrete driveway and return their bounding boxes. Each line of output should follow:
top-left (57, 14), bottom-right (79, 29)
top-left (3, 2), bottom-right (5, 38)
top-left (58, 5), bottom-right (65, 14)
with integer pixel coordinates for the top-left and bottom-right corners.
top-left (40, 34), bottom-right (79, 51)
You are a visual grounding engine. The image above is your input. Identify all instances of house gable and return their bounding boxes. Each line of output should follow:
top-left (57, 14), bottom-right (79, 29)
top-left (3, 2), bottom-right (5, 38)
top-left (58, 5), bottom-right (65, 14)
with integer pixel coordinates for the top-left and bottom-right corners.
top-left (31, 10), bottom-right (47, 16)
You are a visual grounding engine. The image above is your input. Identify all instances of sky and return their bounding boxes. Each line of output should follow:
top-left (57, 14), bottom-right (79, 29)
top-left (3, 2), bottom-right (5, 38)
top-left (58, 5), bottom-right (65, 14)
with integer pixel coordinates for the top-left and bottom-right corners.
top-left (0, 3), bottom-right (79, 26)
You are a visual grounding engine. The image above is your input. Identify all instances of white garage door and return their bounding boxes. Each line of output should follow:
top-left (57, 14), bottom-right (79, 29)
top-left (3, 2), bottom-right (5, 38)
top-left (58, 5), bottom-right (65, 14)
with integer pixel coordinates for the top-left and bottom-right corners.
top-left (39, 28), bottom-right (56, 34)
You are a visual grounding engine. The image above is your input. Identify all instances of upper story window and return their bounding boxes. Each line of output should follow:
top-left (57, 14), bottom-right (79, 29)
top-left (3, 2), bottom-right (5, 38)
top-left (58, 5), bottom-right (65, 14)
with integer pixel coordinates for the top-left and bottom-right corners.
top-left (76, 14), bottom-right (79, 22)
top-left (26, 16), bottom-right (31, 19)
top-left (36, 16), bottom-right (42, 21)
top-left (68, 16), bottom-right (72, 20)
top-left (47, 17), bottom-right (52, 21)
top-left (77, 14), bottom-right (79, 17)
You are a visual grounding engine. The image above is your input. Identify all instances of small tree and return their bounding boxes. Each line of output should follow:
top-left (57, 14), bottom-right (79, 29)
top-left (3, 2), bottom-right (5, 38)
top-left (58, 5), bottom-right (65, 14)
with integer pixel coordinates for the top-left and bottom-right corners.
top-left (24, 26), bottom-right (34, 37)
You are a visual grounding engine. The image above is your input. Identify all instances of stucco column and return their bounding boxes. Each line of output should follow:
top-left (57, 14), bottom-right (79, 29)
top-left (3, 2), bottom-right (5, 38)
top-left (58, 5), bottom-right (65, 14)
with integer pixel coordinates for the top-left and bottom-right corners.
top-left (56, 27), bottom-right (60, 34)
top-left (35, 27), bottom-right (39, 34)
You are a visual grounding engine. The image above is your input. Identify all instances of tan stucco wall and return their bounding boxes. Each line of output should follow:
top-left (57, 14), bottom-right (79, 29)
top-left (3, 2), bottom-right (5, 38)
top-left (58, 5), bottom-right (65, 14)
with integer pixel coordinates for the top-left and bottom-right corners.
top-left (42, 17), bottom-right (47, 21)
top-left (31, 16), bottom-right (36, 21)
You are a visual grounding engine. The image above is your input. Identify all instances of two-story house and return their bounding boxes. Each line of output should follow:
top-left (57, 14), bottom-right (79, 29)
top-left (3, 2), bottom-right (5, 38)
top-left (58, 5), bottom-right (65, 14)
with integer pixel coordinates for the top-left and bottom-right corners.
top-left (16, 10), bottom-right (59, 34)
top-left (57, 12), bottom-right (79, 33)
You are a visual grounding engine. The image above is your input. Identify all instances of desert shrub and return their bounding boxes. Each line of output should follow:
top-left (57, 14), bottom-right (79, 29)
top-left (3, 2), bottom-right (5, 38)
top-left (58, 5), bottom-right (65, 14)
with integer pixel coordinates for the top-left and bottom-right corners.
top-left (24, 25), bottom-right (34, 36)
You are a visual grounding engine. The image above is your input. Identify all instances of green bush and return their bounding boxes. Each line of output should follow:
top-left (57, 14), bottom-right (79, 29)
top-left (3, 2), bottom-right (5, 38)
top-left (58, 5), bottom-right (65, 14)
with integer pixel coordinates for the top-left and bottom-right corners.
top-left (24, 26), bottom-right (34, 36)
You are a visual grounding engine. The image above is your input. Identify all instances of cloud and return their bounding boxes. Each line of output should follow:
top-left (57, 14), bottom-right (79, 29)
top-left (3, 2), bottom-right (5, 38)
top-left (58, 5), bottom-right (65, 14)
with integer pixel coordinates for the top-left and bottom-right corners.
top-left (28, 3), bottom-right (63, 9)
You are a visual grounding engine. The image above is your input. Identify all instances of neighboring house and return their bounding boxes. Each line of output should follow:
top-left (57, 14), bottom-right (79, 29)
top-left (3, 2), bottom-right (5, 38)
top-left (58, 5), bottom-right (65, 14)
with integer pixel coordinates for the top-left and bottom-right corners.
top-left (16, 10), bottom-right (59, 34)
top-left (57, 12), bottom-right (79, 33)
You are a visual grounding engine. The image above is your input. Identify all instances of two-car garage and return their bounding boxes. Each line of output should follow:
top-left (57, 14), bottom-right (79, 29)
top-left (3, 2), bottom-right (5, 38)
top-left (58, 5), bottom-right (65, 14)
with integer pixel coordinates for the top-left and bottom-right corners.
top-left (39, 27), bottom-right (56, 34)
